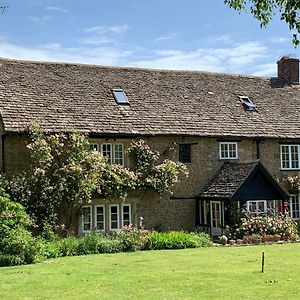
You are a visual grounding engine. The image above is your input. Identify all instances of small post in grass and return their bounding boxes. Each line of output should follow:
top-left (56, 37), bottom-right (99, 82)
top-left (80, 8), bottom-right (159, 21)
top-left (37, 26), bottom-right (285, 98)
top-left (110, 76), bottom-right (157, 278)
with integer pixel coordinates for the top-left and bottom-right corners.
top-left (261, 252), bottom-right (265, 273)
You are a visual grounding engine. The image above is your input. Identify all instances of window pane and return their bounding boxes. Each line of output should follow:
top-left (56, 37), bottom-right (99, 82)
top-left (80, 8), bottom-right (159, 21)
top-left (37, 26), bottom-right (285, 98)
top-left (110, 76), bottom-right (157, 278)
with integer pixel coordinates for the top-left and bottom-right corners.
top-left (179, 144), bottom-right (191, 163)
top-left (81, 206), bottom-right (92, 232)
top-left (281, 145), bottom-right (300, 169)
top-left (102, 144), bottom-right (112, 162)
top-left (220, 142), bottom-right (237, 159)
top-left (122, 205), bottom-right (131, 227)
top-left (110, 206), bottom-right (119, 230)
top-left (247, 201), bottom-right (266, 215)
top-left (96, 206), bottom-right (105, 231)
top-left (114, 144), bottom-right (124, 165)
top-left (90, 144), bottom-right (99, 151)
top-left (290, 195), bottom-right (300, 219)
top-left (291, 146), bottom-right (299, 169)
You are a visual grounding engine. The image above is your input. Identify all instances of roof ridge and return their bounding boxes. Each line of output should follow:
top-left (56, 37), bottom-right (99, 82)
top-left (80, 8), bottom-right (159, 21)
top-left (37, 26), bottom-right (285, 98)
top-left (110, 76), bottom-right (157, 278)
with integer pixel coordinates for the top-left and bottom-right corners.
top-left (0, 57), bottom-right (271, 80)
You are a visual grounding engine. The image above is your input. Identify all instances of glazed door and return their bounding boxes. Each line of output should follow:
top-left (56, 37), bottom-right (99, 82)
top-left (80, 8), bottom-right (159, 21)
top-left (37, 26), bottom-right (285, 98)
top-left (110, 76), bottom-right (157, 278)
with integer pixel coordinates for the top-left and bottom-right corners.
top-left (210, 201), bottom-right (222, 236)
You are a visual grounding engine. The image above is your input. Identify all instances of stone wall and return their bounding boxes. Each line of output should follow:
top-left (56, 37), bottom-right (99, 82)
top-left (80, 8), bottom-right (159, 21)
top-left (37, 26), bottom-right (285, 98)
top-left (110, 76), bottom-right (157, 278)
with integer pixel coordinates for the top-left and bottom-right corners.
top-left (0, 133), bottom-right (291, 233)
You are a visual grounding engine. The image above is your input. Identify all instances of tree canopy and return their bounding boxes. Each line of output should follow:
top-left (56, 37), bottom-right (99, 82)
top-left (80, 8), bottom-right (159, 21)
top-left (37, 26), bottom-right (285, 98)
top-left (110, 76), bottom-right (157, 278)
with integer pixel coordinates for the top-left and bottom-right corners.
top-left (225, 0), bottom-right (300, 45)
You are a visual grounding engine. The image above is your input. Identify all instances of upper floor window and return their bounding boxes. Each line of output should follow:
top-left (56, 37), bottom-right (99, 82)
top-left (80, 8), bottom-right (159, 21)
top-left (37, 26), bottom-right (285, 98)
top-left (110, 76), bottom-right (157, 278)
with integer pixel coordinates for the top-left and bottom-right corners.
top-left (179, 144), bottom-right (191, 163)
top-left (280, 145), bottom-right (300, 170)
top-left (90, 142), bottom-right (124, 166)
top-left (219, 142), bottom-right (238, 159)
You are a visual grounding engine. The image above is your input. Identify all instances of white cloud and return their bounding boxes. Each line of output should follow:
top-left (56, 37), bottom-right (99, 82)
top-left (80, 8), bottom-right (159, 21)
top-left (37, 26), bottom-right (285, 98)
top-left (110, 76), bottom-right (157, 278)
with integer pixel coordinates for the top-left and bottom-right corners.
top-left (129, 42), bottom-right (269, 74)
top-left (154, 33), bottom-right (178, 43)
top-left (84, 25), bottom-right (129, 35)
top-left (251, 63), bottom-right (276, 77)
top-left (270, 37), bottom-right (290, 44)
top-left (0, 36), bottom-right (277, 77)
top-left (45, 6), bottom-right (69, 13)
top-left (207, 34), bottom-right (233, 45)
top-left (0, 39), bottom-right (131, 65)
top-left (28, 16), bottom-right (52, 23)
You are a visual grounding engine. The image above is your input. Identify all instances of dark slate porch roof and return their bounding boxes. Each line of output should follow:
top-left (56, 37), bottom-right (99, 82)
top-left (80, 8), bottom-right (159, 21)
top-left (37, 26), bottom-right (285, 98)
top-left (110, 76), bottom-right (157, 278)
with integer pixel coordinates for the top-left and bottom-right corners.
top-left (0, 58), bottom-right (300, 138)
top-left (199, 162), bottom-right (289, 201)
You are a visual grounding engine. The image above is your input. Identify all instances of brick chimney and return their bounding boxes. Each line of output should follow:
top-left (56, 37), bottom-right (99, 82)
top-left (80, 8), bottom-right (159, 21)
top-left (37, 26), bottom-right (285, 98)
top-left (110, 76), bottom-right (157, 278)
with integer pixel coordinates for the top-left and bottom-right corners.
top-left (277, 56), bottom-right (299, 84)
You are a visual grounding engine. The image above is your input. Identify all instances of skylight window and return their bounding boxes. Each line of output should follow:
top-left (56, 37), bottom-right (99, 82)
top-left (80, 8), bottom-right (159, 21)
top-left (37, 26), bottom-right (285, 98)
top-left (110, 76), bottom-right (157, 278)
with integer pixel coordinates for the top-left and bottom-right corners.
top-left (112, 89), bottom-right (129, 105)
top-left (238, 96), bottom-right (256, 111)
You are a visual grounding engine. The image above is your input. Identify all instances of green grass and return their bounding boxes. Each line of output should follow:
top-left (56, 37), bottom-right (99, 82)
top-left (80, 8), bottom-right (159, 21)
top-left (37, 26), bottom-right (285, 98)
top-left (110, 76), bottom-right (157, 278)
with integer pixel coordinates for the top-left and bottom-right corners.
top-left (1, 243), bottom-right (300, 299)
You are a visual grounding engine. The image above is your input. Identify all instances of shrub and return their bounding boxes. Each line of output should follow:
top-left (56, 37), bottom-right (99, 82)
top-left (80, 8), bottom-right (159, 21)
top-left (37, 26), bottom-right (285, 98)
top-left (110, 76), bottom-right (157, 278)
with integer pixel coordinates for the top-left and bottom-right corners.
top-left (147, 231), bottom-right (212, 250)
top-left (231, 213), bottom-right (298, 240)
top-left (0, 188), bottom-right (39, 266)
top-left (115, 225), bottom-right (150, 251)
top-left (0, 227), bottom-right (40, 266)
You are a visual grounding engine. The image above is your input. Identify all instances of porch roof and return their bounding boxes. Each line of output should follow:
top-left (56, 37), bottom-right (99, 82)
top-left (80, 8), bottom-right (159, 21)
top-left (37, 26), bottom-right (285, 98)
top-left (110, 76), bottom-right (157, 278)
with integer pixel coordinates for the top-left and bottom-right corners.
top-left (199, 161), bottom-right (289, 201)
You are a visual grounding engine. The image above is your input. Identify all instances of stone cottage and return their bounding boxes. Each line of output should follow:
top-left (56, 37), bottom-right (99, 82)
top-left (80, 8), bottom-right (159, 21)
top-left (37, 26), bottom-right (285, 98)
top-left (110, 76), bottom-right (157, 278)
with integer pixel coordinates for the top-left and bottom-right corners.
top-left (0, 56), bottom-right (299, 235)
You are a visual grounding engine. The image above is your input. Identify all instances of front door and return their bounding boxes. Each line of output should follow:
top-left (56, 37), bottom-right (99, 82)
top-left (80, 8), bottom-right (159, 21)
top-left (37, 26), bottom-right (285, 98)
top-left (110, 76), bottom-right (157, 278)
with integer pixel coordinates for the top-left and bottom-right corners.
top-left (210, 201), bottom-right (222, 236)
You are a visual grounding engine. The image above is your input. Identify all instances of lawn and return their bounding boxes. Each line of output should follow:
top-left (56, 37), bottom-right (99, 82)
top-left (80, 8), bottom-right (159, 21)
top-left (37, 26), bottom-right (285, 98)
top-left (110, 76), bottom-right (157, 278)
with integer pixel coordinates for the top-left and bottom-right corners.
top-left (1, 243), bottom-right (300, 300)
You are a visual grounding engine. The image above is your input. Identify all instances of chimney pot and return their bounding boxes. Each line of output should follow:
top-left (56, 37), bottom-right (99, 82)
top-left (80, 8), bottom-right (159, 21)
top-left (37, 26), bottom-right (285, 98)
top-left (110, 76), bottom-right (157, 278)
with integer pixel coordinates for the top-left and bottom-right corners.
top-left (277, 56), bottom-right (299, 84)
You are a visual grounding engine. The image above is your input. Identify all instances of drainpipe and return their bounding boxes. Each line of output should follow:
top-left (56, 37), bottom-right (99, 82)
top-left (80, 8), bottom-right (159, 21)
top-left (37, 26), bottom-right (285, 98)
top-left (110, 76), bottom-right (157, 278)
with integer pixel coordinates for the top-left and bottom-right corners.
top-left (254, 138), bottom-right (263, 160)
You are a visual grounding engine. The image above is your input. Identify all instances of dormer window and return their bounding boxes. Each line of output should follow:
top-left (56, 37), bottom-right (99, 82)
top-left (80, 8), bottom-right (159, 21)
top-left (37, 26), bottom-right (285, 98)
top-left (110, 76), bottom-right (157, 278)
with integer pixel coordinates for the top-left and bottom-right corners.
top-left (112, 89), bottom-right (129, 105)
top-left (239, 96), bottom-right (256, 111)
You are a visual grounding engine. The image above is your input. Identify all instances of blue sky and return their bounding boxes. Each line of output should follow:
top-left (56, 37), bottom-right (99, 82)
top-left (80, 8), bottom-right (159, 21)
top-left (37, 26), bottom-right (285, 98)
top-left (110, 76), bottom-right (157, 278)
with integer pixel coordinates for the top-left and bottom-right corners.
top-left (0, 0), bottom-right (298, 76)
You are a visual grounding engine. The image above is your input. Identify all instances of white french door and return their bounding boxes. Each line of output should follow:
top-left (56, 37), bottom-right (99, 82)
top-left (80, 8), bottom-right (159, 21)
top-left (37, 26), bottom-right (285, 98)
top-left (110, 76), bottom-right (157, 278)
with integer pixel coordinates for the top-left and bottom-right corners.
top-left (210, 201), bottom-right (222, 236)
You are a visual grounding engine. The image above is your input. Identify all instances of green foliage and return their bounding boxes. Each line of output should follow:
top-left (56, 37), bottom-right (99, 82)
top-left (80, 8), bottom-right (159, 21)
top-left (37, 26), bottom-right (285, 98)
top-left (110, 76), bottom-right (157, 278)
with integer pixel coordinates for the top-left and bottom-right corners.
top-left (225, 0), bottom-right (300, 45)
top-left (0, 187), bottom-right (32, 231)
top-left (0, 189), bottom-right (38, 266)
top-left (127, 140), bottom-right (188, 194)
top-left (147, 231), bottom-right (212, 250)
top-left (0, 228), bottom-right (40, 266)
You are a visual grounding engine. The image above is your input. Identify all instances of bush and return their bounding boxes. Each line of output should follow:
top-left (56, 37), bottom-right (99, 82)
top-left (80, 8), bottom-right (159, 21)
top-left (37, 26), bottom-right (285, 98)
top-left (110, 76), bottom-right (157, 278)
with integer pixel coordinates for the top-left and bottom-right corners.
top-left (232, 213), bottom-right (298, 240)
top-left (0, 188), bottom-right (39, 266)
top-left (147, 231), bottom-right (212, 250)
top-left (0, 227), bottom-right (40, 266)
top-left (115, 225), bottom-right (150, 251)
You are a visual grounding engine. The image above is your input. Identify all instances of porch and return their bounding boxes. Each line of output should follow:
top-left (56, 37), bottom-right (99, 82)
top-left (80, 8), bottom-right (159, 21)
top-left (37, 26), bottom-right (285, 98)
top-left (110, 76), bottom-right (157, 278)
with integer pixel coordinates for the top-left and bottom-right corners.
top-left (196, 162), bottom-right (290, 237)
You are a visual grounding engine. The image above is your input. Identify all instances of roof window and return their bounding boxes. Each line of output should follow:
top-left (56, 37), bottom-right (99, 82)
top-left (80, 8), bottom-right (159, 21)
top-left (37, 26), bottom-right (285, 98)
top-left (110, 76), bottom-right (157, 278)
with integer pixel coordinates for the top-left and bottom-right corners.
top-left (112, 89), bottom-right (129, 105)
top-left (238, 96), bottom-right (256, 111)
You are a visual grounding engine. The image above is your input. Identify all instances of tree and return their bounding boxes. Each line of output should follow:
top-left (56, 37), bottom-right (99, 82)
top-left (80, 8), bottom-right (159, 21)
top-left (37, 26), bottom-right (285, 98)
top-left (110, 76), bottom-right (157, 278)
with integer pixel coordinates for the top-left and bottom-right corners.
top-left (225, 0), bottom-right (300, 45)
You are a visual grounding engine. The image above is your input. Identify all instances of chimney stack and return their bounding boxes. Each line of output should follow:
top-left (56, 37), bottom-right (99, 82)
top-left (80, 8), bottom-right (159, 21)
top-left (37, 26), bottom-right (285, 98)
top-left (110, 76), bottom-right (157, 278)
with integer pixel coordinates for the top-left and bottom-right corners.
top-left (277, 56), bottom-right (299, 84)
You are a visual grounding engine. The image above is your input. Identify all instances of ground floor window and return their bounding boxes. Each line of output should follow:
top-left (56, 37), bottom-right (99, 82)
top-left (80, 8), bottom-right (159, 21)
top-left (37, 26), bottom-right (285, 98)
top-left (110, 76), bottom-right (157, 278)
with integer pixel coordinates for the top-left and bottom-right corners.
top-left (109, 205), bottom-right (120, 231)
top-left (246, 200), bottom-right (267, 215)
top-left (289, 195), bottom-right (300, 219)
top-left (81, 205), bottom-right (92, 233)
top-left (95, 205), bottom-right (105, 231)
top-left (80, 203), bottom-right (132, 233)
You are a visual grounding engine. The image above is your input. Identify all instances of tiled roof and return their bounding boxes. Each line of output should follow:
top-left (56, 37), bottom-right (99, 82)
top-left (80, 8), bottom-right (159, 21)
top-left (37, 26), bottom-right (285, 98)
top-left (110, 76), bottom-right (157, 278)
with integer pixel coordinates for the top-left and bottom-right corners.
top-left (0, 58), bottom-right (300, 138)
top-left (199, 162), bottom-right (259, 199)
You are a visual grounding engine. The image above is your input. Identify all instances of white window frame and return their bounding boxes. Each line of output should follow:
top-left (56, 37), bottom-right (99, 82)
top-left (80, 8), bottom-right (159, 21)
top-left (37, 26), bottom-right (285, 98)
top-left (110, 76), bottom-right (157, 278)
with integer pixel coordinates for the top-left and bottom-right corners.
top-left (81, 205), bottom-right (92, 233)
top-left (289, 195), bottom-right (300, 219)
top-left (109, 204), bottom-right (120, 231)
top-left (89, 143), bottom-right (99, 151)
top-left (94, 205), bottom-right (105, 232)
top-left (280, 145), bottom-right (300, 170)
top-left (121, 204), bottom-right (131, 227)
top-left (219, 142), bottom-right (238, 159)
top-left (247, 200), bottom-right (267, 215)
top-left (114, 144), bottom-right (124, 166)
